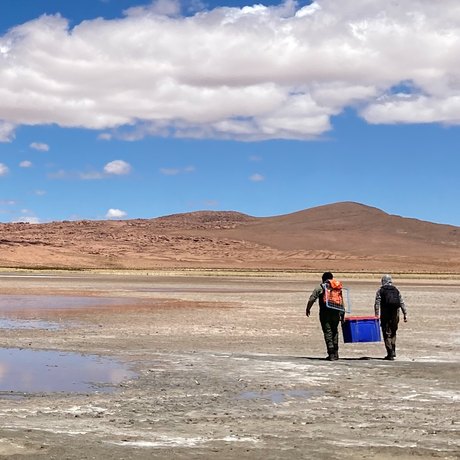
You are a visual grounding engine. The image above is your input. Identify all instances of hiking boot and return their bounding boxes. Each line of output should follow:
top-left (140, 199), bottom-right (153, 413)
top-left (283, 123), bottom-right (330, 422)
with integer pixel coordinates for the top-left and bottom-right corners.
top-left (325, 349), bottom-right (336, 361)
top-left (385, 348), bottom-right (394, 359)
top-left (326, 352), bottom-right (338, 361)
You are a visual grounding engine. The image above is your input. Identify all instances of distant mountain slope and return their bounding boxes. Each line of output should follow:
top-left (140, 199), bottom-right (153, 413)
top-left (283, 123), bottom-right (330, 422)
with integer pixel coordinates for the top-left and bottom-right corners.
top-left (0, 202), bottom-right (459, 272)
top-left (223, 202), bottom-right (460, 253)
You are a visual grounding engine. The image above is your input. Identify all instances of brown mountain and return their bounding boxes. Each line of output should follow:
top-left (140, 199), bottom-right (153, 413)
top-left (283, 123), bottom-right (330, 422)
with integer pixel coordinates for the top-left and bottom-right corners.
top-left (0, 202), bottom-right (459, 272)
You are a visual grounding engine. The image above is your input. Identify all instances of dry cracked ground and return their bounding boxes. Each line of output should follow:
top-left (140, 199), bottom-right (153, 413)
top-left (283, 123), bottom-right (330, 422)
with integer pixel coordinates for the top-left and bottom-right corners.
top-left (0, 271), bottom-right (458, 459)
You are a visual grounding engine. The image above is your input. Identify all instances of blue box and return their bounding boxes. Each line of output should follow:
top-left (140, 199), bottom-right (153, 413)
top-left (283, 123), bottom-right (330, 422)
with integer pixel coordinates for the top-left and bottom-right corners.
top-left (342, 316), bottom-right (381, 343)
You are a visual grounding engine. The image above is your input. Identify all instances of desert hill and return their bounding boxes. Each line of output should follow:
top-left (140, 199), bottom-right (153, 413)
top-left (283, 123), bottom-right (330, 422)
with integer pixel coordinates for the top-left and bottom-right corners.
top-left (0, 202), bottom-right (459, 272)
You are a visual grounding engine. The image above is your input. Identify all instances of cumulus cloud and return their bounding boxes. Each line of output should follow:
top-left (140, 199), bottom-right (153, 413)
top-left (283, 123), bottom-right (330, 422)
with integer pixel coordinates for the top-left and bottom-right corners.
top-left (103, 160), bottom-right (132, 175)
top-left (30, 142), bottom-right (50, 151)
top-left (48, 160), bottom-right (132, 180)
top-left (106, 208), bottom-right (127, 219)
top-left (19, 160), bottom-right (32, 167)
top-left (0, 163), bottom-right (9, 176)
top-left (0, 0), bottom-right (459, 141)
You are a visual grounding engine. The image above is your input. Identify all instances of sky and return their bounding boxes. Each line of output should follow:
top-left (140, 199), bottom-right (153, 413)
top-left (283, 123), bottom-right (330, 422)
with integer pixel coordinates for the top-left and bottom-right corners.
top-left (0, 0), bottom-right (459, 226)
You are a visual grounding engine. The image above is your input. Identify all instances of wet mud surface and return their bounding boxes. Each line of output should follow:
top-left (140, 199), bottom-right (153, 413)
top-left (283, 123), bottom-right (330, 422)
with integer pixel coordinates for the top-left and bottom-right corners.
top-left (0, 272), bottom-right (458, 459)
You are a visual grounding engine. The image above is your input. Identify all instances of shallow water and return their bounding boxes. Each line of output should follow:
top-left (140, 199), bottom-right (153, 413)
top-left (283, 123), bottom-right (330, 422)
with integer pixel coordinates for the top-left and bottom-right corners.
top-left (0, 318), bottom-right (61, 330)
top-left (0, 348), bottom-right (136, 395)
top-left (0, 294), bottom-right (127, 312)
top-left (0, 294), bottom-right (132, 327)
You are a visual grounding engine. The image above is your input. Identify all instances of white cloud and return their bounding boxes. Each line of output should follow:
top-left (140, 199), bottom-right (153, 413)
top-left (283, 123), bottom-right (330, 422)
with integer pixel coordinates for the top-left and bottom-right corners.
top-left (48, 161), bottom-right (132, 180)
top-left (160, 168), bottom-right (180, 176)
top-left (0, 163), bottom-right (9, 176)
top-left (0, 1), bottom-right (459, 141)
top-left (34, 189), bottom-right (46, 196)
top-left (124, 0), bottom-right (181, 17)
top-left (361, 94), bottom-right (460, 125)
top-left (250, 173), bottom-right (265, 182)
top-left (160, 165), bottom-right (195, 175)
top-left (0, 121), bottom-right (15, 142)
top-left (13, 216), bottom-right (40, 224)
top-left (106, 208), bottom-right (127, 219)
top-left (19, 160), bottom-right (32, 167)
top-left (79, 171), bottom-right (104, 180)
top-left (103, 160), bottom-right (132, 175)
top-left (30, 142), bottom-right (50, 152)
top-left (48, 169), bottom-right (69, 179)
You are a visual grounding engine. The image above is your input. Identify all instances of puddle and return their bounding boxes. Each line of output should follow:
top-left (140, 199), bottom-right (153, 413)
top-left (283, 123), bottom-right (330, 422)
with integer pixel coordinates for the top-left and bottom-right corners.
top-left (0, 294), bottom-right (136, 324)
top-left (0, 348), bottom-right (136, 395)
top-left (0, 295), bottom-right (128, 312)
top-left (0, 319), bottom-right (61, 330)
top-left (238, 389), bottom-right (322, 404)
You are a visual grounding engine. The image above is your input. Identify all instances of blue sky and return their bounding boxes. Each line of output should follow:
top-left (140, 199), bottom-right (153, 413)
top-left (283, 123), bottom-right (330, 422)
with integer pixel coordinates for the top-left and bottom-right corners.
top-left (1, 0), bottom-right (459, 226)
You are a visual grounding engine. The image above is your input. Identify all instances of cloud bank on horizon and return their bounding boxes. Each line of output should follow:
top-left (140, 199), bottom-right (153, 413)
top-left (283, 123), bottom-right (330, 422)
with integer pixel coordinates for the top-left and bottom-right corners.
top-left (0, 0), bottom-right (459, 142)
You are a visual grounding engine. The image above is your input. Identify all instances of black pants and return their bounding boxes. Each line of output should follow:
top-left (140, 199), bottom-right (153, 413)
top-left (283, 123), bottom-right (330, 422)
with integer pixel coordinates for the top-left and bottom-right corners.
top-left (319, 308), bottom-right (341, 354)
top-left (381, 309), bottom-right (400, 356)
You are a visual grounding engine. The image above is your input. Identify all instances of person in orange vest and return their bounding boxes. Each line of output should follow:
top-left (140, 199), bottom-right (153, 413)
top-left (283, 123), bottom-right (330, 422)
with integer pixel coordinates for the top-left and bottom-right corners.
top-left (306, 272), bottom-right (344, 361)
top-left (374, 274), bottom-right (408, 360)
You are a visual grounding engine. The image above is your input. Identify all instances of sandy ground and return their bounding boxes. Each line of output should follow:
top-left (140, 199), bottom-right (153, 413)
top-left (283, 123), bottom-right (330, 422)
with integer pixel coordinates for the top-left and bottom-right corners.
top-left (0, 271), bottom-right (458, 459)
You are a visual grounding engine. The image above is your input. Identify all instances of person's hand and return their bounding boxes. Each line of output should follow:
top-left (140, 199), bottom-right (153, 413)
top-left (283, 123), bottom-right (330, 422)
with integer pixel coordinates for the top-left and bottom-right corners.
top-left (306, 308), bottom-right (311, 317)
top-left (404, 315), bottom-right (408, 323)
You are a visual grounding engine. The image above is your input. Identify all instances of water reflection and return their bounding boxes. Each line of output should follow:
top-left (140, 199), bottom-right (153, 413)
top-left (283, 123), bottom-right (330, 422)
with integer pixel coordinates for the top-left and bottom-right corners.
top-left (0, 348), bottom-right (136, 395)
top-left (0, 294), bottom-right (137, 326)
top-left (0, 295), bottom-right (127, 312)
top-left (0, 318), bottom-right (61, 330)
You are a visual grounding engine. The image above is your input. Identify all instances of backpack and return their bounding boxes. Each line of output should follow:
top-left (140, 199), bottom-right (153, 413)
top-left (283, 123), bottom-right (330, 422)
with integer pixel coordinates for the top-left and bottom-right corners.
top-left (380, 284), bottom-right (401, 309)
top-left (323, 279), bottom-right (344, 311)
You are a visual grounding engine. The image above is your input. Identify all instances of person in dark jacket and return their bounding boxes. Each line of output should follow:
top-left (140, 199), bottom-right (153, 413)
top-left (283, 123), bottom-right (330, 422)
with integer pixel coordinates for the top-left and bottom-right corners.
top-left (374, 274), bottom-right (408, 360)
top-left (306, 272), bottom-right (344, 361)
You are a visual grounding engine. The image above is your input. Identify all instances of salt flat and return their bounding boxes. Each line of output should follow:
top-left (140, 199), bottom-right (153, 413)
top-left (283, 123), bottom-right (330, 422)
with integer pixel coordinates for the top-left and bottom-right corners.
top-left (0, 271), bottom-right (458, 459)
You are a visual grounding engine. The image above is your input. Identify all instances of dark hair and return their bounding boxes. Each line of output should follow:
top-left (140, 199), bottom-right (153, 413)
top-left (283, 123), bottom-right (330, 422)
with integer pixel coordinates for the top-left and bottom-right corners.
top-left (322, 272), bottom-right (333, 282)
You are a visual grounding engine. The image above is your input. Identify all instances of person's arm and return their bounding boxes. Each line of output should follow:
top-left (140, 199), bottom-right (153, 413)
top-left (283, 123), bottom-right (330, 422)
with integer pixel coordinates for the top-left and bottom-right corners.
top-left (399, 292), bottom-right (408, 322)
top-left (306, 286), bottom-right (322, 316)
top-left (374, 289), bottom-right (381, 317)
